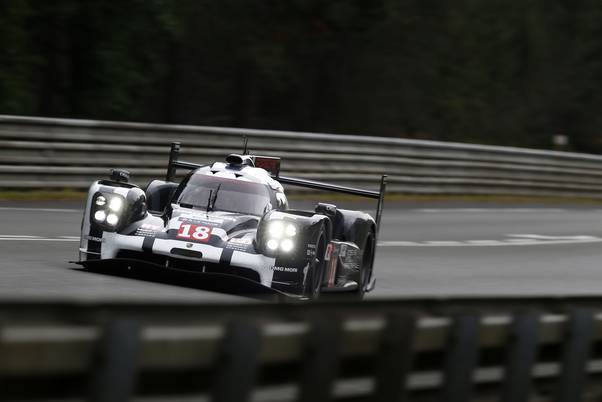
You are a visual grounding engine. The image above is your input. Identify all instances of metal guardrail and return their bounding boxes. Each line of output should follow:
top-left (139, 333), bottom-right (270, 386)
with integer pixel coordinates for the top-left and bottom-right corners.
top-left (2, 114), bottom-right (602, 197)
top-left (2, 296), bottom-right (602, 401)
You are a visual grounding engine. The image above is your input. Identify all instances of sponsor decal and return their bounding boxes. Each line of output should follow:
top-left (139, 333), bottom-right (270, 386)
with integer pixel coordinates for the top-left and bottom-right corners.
top-left (134, 223), bottom-right (162, 237)
top-left (306, 243), bottom-right (316, 257)
top-left (84, 235), bottom-right (103, 242)
top-left (141, 223), bottom-right (162, 230)
top-left (229, 237), bottom-right (253, 245)
top-left (270, 266), bottom-right (299, 273)
top-left (225, 236), bottom-right (254, 251)
top-left (179, 216), bottom-right (224, 225)
top-left (177, 224), bottom-right (212, 242)
top-left (135, 229), bottom-right (157, 237)
top-left (326, 243), bottom-right (339, 287)
top-left (324, 243), bottom-right (334, 261)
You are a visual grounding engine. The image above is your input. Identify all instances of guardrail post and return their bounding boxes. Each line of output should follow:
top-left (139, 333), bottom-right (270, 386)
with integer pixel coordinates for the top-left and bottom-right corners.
top-left (212, 320), bottom-right (262, 402)
top-left (501, 310), bottom-right (540, 402)
top-left (556, 309), bottom-right (594, 402)
top-left (298, 315), bottom-right (342, 402)
top-left (373, 312), bottom-right (416, 402)
top-left (441, 314), bottom-right (480, 402)
top-left (89, 319), bottom-right (140, 402)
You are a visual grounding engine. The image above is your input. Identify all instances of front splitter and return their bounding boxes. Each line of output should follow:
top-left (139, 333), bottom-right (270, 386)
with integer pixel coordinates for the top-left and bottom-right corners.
top-left (73, 258), bottom-right (300, 301)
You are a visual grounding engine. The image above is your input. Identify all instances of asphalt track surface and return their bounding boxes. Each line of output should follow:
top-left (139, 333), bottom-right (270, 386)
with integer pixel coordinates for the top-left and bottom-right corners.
top-left (2, 199), bottom-right (602, 302)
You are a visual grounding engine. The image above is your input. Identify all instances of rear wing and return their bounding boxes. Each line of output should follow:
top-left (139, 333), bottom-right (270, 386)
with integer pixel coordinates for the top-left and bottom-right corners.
top-left (276, 175), bottom-right (387, 237)
top-left (165, 142), bottom-right (387, 236)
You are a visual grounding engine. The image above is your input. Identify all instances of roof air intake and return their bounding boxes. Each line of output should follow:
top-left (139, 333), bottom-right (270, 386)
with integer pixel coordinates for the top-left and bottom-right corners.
top-left (226, 154), bottom-right (255, 167)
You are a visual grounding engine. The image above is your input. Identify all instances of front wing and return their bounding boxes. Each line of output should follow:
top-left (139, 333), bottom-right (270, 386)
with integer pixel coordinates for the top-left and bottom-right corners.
top-left (81, 232), bottom-right (279, 286)
top-left (80, 232), bottom-right (364, 297)
top-left (77, 257), bottom-right (293, 299)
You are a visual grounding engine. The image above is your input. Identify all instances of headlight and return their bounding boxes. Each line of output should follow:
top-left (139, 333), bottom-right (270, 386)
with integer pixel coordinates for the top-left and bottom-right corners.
top-left (265, 220), bottom-right (297, 253)
top-left (280, 238), bottom-right (294, 252)
top-left (285, 224), bottom-right (296, 237)
top-left (108, 197), bottom-right (123, 212)
top-left (268, 221), bottom-right (297, 239)
top-left (266, 239), bottom-right (279, 251)
top-left (94, 210), bottom-right (107, 222)
top-left (92, 193), bottom-right (125, 229)
top-left (268, 221), bottom-right (284, 238)
top-left (106, 213), bottom-right (119, 226)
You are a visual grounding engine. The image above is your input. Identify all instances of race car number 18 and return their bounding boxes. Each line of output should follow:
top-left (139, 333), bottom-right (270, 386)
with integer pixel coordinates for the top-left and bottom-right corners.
top-left (177, 224), bottom-right (212, 242)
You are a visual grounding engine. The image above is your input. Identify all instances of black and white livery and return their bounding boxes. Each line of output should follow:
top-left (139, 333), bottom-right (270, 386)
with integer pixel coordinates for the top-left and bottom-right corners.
top-left (77, 142), bottom-right (386, 299)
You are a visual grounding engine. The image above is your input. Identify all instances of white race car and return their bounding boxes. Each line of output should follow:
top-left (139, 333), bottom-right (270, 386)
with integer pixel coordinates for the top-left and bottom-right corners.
top-left (77, 142), bottom-right (386, 299)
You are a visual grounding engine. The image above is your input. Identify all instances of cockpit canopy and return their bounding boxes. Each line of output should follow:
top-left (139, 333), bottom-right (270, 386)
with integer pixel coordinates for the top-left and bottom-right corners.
top-left (173, 173), bottom-right (279, 216)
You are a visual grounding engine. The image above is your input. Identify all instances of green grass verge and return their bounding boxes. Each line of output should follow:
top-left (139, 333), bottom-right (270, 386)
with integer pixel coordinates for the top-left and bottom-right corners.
top-left (0, 190), bottom-right (88, 201)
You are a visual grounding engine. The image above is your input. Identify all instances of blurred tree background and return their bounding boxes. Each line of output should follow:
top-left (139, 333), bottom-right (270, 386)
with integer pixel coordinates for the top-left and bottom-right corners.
top-left (1, 0), bottom-right (602, 152)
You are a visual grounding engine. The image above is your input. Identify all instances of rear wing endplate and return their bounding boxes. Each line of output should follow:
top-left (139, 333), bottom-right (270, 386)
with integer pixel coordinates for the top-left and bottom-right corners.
top-left (165, 142), bottom-right (387, 236)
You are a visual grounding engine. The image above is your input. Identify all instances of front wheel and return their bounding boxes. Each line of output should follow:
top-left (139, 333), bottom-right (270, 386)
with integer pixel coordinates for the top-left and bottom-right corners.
top-left (304, 229), bottom-right (327, 299)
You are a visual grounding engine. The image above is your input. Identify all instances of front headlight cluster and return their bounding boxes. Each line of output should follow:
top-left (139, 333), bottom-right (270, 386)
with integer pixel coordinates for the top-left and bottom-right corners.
top-left (265, 220), bottom-right (297, 253)
top-left (93, 194), bottom-right (124, 228)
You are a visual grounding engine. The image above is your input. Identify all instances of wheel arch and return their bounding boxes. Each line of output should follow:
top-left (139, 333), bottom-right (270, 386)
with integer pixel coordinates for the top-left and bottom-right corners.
top-left (336, 209), bottom-right (376, 246)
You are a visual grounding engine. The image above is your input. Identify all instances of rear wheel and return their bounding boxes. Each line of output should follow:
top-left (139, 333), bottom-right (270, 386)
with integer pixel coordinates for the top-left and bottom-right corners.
top-left (356, 232), bottom-right (375, 299)
top-left (305, 229), bottom-right (327, 299)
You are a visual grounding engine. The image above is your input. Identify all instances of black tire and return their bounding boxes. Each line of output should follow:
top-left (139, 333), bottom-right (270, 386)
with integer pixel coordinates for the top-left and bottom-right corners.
top-left (305, 229), bottom-right (327, 299)
top-left (80, 261), bottom-right (102, 273)
top-left (356, 232), bottom-right (375, 299)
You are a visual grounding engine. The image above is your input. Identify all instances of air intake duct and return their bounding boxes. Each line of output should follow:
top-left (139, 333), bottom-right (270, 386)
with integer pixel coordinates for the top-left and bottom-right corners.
top-left (226, 154), bottom-right (254, 167)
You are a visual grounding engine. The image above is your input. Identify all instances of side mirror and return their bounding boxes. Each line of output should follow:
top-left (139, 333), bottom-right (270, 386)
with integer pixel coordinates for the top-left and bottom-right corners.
top-left (126, 187), bottom-right (147, 222)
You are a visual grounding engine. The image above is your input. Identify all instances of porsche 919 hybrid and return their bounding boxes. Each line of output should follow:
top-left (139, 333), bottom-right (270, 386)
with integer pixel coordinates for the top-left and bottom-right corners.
top-left (77, 142), bottom-right (386, 299)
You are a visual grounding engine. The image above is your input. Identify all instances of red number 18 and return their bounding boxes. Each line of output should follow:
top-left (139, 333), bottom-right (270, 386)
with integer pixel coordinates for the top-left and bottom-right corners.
top-left (177, 224), bottom-right (212, 242)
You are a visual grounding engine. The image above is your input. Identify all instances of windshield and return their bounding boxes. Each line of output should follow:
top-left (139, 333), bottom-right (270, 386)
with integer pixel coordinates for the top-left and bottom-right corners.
top-left (175, 174), bottom-right (274, 216)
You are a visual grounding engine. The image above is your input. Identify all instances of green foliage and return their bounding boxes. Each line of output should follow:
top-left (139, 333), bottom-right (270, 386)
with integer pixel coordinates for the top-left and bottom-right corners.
top-left (2, 0), bottom-right (602, 152)
top-left (0, 0), bottom-right (38, 113)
